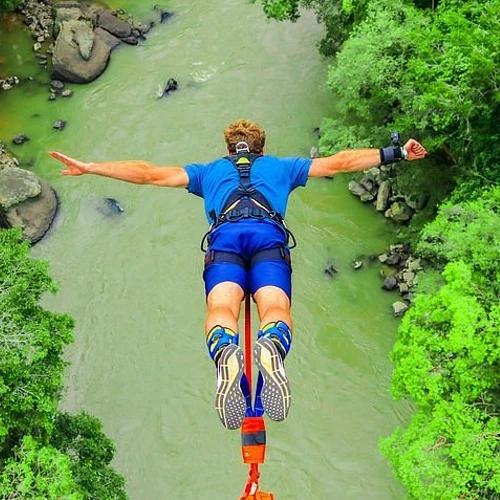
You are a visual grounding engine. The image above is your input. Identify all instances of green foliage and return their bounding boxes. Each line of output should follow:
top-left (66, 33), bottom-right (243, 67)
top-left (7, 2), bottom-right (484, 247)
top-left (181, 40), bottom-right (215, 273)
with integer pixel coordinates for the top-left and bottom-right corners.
top-left (386, 261), bottom-right (500, 497)
top-left (0, 229), bottom-right (128, 498)
top-left (0, 435), bottom-right (83, 499)
top-left (384, 185), bottom-right (500, 497)
top-left (52, 412), bottom-right (127, 500)
top-left (0, 229), bottom-right (75, 452)
top-left (0, 0), bottom-right (21, 13)
top-left (381, 400), bottom-right (500, 500)
top-left (390, 262), bottom-right (500, 408)
top-left (321, 0), bottom-right (500, 192)
top-left (251, 0), bottom-right (301, 21)
top-left (417, 186), bottom-right (500, 301)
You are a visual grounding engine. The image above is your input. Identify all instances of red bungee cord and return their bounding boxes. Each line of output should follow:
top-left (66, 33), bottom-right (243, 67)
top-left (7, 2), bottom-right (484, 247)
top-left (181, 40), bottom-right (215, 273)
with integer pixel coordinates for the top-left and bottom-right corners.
top-left (238, 295), bottom-right (275, 500)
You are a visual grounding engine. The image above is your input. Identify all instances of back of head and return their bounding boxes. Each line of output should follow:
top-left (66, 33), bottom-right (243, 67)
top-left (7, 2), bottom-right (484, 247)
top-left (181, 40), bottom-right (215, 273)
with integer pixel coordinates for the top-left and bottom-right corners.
top-left (224, 119), bottom-right (266, 154)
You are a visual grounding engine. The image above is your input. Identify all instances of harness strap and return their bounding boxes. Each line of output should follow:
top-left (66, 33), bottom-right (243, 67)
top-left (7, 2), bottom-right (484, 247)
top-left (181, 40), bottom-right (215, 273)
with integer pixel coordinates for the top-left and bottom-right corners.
top-left (200, 152), bottom-right (298, 251)
top-left (204, 247), bottom-right (291, 269)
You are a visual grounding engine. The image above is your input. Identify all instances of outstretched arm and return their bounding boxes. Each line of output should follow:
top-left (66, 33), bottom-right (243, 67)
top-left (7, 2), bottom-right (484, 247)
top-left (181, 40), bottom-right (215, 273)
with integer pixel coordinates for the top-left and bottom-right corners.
top-left (308, 139), bottom-right (427, 178)
top-left (48, 151), bottom-right (189, 188)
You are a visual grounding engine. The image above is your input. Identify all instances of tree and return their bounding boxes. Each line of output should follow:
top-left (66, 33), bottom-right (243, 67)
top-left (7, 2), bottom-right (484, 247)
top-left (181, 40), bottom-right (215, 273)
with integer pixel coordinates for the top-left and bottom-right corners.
top-left (0, 436), bottom-right (84, 500)
top-left (0, 0), bottom-right (21, 13)
top-left (0, 229), bottom-right (74, 454)
top-left (52, 412), bottom-right (127, 500)
top-left (0, 229), bottom-right (128, 498)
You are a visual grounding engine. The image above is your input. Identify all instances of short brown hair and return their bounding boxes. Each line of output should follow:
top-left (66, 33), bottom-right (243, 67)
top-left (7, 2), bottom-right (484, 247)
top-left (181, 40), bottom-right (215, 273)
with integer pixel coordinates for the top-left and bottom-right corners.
top-left (224, 119), bottom-right (266, 154)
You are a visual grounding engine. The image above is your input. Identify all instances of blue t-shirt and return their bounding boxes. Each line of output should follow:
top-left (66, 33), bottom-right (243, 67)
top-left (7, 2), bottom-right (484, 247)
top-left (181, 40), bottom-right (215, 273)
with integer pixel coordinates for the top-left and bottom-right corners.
top-left (184, 155), bottom-right (312, 223)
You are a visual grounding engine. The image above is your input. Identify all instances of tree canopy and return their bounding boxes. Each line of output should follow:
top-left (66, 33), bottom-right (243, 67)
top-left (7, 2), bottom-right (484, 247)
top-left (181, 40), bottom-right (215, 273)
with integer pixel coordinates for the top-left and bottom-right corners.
top-left (0, 229), bottom-right (127, 499)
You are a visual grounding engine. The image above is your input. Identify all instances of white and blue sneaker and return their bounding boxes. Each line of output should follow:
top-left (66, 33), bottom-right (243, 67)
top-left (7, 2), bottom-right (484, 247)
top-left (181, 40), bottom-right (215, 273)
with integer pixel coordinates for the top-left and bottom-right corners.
top-left (254, 321), bottom-right (292, 422)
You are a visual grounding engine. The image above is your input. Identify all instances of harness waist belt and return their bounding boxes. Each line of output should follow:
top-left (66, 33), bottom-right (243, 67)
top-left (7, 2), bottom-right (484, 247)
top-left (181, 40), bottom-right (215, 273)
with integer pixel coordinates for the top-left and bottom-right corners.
top-left (204, 247), bottom-right (290, 269)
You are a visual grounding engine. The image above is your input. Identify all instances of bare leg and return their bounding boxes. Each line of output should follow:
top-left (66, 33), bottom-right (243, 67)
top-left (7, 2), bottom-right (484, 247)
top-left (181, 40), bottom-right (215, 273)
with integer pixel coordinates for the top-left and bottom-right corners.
top-left (205, 281), bottom-right (246, 430)
top-left (254, 285), bottom-right (292, 330)
top-left (205, 281), bottom-right (245, 335)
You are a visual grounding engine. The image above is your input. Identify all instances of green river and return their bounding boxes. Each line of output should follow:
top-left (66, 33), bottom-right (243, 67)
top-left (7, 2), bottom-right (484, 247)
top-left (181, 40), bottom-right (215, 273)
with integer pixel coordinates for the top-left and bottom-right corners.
top-left (0, 1), bottom-right (412, 498)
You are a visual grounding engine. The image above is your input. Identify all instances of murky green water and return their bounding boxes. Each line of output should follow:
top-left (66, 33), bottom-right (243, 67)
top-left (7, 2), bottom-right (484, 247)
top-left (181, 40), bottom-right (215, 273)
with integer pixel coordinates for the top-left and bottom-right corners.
top-left (1, 2), bottom-right (411, 498)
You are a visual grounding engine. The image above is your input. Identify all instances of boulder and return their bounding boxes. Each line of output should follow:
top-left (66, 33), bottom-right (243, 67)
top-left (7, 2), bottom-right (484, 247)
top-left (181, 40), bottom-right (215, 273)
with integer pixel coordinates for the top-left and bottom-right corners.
top-left (387, 201), bottom-right (413, 222)
top-left (52, 4), bottom-right (84, 38)
top-left (52, 20), bottom-right (111, 83)
top-left (348, 181), bottom-right (374, 202)
top-left (4, 178), bottom-right (58, 244)
top-left (382, 276), bottom-right (398, 291)
top-left (94, 27), bottom-right (121, 50)
top-left (392, 301), bottom-right (409, 317)
top-left (98, 10), bottom-right (132, 39)
top-left (0, 167), bottom-right (41, 209)
top-left (375, 180), bottom-right (391, 212)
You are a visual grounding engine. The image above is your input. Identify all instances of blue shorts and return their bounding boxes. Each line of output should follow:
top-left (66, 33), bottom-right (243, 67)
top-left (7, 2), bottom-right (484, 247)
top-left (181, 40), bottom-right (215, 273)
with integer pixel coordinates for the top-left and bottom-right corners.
top-left (203, 219), bottom-right (292, 299)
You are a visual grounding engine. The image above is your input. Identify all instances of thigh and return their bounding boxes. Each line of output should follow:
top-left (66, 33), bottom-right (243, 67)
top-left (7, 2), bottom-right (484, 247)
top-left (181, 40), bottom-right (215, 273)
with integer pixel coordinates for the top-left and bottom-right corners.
top-left (203, 261), bottom-right (248, 298)
top-left (249, 259), bottom-right (292, 301)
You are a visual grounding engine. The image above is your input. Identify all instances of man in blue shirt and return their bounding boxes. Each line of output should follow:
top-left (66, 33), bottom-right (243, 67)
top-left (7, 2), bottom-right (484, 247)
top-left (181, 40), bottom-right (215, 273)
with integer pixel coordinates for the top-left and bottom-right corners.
top-left (49, 119), bottom-right (427, 430)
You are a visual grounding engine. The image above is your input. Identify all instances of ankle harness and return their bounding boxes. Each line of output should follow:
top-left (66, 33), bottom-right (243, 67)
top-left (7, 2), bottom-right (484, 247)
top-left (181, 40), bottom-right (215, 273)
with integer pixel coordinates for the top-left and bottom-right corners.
top-left (206, 326), bottom-right (239, 363)
top-left (200, 143), bottom-right (296, 252)
top-left (258, 321), bottom-right (292, 358)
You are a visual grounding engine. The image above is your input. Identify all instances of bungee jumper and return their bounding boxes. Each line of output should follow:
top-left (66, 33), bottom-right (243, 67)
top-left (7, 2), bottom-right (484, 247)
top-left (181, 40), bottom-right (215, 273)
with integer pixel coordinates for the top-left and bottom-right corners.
top-left (49, 120), bottom-right (426, 496)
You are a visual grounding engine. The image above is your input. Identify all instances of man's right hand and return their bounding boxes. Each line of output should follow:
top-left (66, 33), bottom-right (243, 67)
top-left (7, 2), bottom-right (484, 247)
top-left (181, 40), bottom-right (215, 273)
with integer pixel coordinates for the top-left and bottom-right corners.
top-left (403, 139), bottom-right (427, 161)
top-left (48, 151), bottom-right (89, 176)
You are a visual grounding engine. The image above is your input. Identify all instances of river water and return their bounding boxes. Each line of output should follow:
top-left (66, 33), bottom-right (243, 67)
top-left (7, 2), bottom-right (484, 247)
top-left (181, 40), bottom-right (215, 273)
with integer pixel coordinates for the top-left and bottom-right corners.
top-left (0, 1), bottom-right (411, 498)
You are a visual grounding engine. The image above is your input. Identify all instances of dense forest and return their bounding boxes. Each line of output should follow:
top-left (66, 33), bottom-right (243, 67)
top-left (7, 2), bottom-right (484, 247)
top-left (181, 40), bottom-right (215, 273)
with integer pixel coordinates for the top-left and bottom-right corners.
top-left (1, 0), bottom-right (499, 498)
top-left (256, 1), bottom-right (500, 498)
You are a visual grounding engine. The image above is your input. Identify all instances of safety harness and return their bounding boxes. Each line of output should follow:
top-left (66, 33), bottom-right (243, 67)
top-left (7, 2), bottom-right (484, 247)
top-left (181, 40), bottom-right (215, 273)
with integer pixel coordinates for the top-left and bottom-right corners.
top-left (200, 142), bottom-right (296, 258)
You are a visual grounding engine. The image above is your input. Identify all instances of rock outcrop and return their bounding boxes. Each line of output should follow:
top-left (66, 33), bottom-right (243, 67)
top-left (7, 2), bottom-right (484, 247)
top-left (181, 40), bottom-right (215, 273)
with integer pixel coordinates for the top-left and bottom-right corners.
top-left (0, 145), bottom-right (58, 244)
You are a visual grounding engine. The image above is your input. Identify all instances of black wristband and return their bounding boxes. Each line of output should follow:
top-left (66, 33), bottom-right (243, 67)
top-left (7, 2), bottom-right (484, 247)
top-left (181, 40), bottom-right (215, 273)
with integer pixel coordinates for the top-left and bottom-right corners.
top-left (379, 146), bottom-right (405, 165)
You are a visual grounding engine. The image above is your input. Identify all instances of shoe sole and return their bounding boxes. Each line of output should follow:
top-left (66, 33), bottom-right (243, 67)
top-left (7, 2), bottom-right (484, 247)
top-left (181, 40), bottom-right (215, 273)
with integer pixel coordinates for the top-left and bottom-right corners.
top-left (215, 344), bottom-right (246, 430)
top-left (254, 338), bottom-right (291, 421)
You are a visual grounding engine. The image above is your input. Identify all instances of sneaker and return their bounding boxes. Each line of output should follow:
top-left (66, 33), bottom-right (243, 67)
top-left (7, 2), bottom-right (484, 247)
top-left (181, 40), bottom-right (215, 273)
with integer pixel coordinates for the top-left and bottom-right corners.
top-left (253, 337), bottom-right (291, 421)
top-left (215, 343), bottom-right (246, 430)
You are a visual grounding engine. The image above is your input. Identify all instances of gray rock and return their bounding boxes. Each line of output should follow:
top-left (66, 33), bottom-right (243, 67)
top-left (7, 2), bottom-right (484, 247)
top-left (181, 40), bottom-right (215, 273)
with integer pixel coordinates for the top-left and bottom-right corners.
top-left (12, 134), bottom-right (30, 145)
top-left (94, 27), bottom-right (121, 50)
top-left (392, 301), bottom-right (409, 317)
top-left (52, 20), bottom-right (111, 83)
top-left (51, 79), bottom-right (65, 91)
top-left (378, 253), bottom-right (388, 263)
top-left (348, 181), bottom-right (374, 202)
top-left (366, 167), bottom-right (381, 183)
top-left (0, 149), bottom-right (18, 170)
top-left (402, 271), bottom-right (416, 285)
top-left (52, 5), bottom-right (84, 38)
top-left (375, 180), bottom-right (391, 212)
top-left (98, 10), bottom-right (132, 39)
top-left (360, 177), bottom-right (375, 193)
top-left (388, 201), bottom-right (414, 222)
top-left (53, 120), bottom-right (67, 130)
top-left (385, 252), bottom-right (401, 266)
top-left (0, 167), bottom-right (41, 209)
top-left (5, 178), bottom-right (58, 244)
top-left (71, 21), bottom-right (95, 60)
top-left (382, 276), bottom-right (398, 291)
top-left (407, 257), bottom-right (422, 272)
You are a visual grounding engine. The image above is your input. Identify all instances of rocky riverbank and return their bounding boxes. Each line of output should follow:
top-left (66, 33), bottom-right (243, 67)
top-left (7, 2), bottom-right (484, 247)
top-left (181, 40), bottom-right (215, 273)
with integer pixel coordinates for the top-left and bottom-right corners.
top-left (0, 0), bottom-right (172, 243)
top-left (0, 142), bottom-right (58, 243)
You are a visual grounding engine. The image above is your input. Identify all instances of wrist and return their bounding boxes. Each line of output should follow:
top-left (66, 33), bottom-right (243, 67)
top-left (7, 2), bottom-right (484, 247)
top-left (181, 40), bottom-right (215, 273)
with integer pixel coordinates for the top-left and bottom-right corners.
top-left (379, 146), bottom-right (406, 165)
top-left (84, 162), bottom-right (94, 174)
